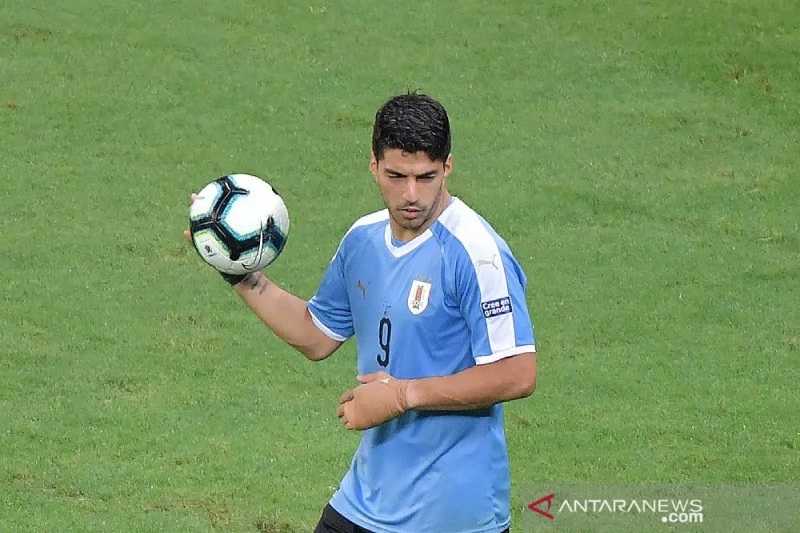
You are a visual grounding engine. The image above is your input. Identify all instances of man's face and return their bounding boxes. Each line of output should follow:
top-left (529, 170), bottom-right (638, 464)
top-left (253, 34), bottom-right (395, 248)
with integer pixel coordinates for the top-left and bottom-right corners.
top-left (370, 149), bottom-right (453, 241)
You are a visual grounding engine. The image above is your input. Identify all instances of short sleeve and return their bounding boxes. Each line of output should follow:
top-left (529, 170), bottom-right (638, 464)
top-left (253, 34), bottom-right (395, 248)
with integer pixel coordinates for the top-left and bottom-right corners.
top-left (457, 247), bottom-right (536, 365)
top-left (308, 248), bottom-right (353, 341)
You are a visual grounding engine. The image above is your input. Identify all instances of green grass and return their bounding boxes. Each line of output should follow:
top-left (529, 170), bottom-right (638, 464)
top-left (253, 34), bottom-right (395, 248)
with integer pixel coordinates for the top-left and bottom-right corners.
top-left (2, 1), bottom-right (798, 531)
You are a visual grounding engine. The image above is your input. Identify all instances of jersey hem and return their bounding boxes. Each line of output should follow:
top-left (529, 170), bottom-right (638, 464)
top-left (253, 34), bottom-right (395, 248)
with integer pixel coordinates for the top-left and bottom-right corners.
top-left (308, 308), bottom-right (350, 342)
top-left (330, 500), bottom-right (510, 533)
top-left (474, 344), bottom-right (535, 365)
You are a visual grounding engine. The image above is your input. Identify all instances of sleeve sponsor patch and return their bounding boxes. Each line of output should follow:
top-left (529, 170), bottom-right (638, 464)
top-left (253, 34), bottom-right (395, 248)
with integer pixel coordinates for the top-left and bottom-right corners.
top-left (481, 297), bottom-right (513, 318)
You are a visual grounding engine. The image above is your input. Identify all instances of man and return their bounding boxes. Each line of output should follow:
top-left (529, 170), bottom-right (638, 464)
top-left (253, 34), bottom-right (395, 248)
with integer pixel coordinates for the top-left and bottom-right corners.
top-left (191, 93), bottom-right (537, 532)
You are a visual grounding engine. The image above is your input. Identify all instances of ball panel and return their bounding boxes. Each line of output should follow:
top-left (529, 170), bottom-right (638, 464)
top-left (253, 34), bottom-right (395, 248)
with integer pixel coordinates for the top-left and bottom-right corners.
top-left (228, 173), bottom-right (274, 195)
top-left (189, 181), bottom-right (222, 221)
top-left (191, 229), bottom-right (240, 274)
top-left (219, 194), bottom-right (264, 240)
top-left (238, 244), bottom-right (278, 272)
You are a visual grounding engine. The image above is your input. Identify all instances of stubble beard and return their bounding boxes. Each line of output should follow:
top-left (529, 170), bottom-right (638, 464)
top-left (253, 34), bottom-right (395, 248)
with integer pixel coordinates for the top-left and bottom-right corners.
top-left (390, 184), bottom-right (446, 236)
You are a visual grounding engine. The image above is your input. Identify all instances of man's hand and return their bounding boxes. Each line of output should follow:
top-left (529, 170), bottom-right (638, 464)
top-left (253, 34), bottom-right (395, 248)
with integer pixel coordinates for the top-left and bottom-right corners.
top-left (336, 372), bottom-right (410, 430)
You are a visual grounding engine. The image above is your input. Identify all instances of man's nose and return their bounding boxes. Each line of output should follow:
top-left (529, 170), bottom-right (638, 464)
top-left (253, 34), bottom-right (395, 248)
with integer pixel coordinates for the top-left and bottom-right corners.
top-left (403, 178), bottom-right (418, 203)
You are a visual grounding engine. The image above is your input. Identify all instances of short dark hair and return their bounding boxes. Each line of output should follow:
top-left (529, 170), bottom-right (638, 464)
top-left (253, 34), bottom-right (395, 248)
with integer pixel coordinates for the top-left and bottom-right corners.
top-left (372, 93), bottom-right (451, 162)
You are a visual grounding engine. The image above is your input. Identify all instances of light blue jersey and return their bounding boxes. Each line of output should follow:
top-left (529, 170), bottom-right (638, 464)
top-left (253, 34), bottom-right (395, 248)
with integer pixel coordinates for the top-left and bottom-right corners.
top-left (308, 197), bottom-right (535, 533)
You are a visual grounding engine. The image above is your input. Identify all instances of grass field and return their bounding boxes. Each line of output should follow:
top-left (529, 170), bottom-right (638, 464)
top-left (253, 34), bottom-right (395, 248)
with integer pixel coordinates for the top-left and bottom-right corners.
top-left (2, 1), bottom-right (798, 531)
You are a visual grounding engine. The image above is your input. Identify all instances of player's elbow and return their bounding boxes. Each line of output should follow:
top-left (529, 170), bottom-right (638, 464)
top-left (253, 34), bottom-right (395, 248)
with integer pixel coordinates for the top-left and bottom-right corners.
top-left (513, 352), bottom-right (537, 398)
top-left (520, 371), bottom-right (536, 397)
top-left (295, 310), bottom-right (343, 360)
top-left (295, 343), bottom-right (333, 361)
top-left (515, 373), bottom-right (536, 399)
top-left (293, 335), bottom-right (341, 361)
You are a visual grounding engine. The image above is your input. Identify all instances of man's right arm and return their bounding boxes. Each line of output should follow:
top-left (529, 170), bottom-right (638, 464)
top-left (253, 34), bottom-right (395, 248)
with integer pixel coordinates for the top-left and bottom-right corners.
top-left (233, 271), bottom-right (342, 361)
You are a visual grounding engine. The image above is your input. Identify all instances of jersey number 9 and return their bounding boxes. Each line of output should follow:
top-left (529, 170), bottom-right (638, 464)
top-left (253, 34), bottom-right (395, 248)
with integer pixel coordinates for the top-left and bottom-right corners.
top-left (377, 317), bottom-right (392, 367)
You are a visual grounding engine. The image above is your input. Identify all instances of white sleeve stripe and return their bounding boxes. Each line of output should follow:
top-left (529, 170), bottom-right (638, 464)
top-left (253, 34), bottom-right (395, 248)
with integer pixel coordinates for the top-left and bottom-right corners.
top-left (438, 198), bottom-right (516, 354)
top-left (474, 345), bottom-right (536, 365)
top-left (308, 308), bottom-right (349, 342)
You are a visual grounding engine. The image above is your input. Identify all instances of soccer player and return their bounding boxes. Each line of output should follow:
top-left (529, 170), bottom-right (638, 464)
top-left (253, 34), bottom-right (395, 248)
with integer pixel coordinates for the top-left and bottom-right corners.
top-left (190, 93), bottom-right (536, 532)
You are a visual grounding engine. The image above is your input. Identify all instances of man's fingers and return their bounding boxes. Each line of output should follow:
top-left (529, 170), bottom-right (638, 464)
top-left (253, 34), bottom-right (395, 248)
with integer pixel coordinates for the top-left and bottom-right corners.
top-left (339, 389), bottom-right (355, 404)
top-left (184, 193), bottom-right (198, 242)
top-left (357, 371), bottom-right (390, 384)
top-left (339, 403), bottom-right (354, 429)
top-left (343, 404), bottom-right (354, 429)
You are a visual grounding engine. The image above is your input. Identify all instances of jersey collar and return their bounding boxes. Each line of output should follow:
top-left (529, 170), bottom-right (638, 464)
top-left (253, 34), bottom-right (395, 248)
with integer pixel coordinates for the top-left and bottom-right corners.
top-left (383, 197), bottom-right (459, 258)
top-left (384, 225), bottom-right (433, 258)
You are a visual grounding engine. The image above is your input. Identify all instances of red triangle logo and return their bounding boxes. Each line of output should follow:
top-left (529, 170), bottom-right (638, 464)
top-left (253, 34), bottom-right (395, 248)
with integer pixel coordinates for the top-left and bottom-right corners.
top-left (528, 493), bottom-right (556, 521)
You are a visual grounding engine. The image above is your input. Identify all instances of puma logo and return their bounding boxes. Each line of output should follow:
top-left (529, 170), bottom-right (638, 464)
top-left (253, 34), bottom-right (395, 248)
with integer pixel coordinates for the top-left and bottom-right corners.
top-left (356, 280), bottom-right (367, 298)
top-left (476, 254), bottom-right (500, 270)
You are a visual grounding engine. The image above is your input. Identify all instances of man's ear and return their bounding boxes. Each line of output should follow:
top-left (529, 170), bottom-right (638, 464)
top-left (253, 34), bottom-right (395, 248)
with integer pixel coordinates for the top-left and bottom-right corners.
top-left (370, 152), bottom-right (379, 180)
top-left (443, 154), bottom-right (454, 178)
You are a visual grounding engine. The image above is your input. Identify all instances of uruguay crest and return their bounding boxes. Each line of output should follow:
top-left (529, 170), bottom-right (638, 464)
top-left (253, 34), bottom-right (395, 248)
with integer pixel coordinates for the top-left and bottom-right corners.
top-left (407, 280), bottom-right (432, 315)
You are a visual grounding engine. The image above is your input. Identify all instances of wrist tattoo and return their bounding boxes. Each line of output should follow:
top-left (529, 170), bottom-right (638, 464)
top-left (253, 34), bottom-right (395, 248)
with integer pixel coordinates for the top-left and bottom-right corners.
top-left (244, 272), bottom-right (269, 294)
top-left (244, 272), bottom-right (260, 289)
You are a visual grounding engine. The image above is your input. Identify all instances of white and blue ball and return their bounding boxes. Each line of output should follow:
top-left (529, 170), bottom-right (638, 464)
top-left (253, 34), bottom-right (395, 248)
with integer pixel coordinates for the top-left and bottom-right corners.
top-left (189, 174), bottom-right (289, 275)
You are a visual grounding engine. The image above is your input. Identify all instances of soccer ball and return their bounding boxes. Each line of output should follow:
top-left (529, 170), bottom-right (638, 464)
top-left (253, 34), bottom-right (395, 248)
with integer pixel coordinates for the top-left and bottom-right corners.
top-left (189, 174), bottom-right (289, 275)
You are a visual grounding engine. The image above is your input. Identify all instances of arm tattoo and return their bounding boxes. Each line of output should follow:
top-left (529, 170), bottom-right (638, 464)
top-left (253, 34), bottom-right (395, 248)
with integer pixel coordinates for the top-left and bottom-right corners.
top-left (244, 272), bottom-right (270, 295)
top-left (243, 272), bottom-right (260, 289)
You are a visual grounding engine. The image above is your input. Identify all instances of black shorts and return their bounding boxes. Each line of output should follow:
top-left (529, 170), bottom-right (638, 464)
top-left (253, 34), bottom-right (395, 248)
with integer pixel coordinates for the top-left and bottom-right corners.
top-left (313, 504), bottom-right (510, 533)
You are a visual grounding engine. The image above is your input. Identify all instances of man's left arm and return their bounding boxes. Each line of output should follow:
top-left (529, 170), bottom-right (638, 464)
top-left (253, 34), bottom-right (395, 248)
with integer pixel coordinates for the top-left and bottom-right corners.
top-left (407, 351), bottom-right (536, 410)
top-left (337, 352), bottom-right (536, 430)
